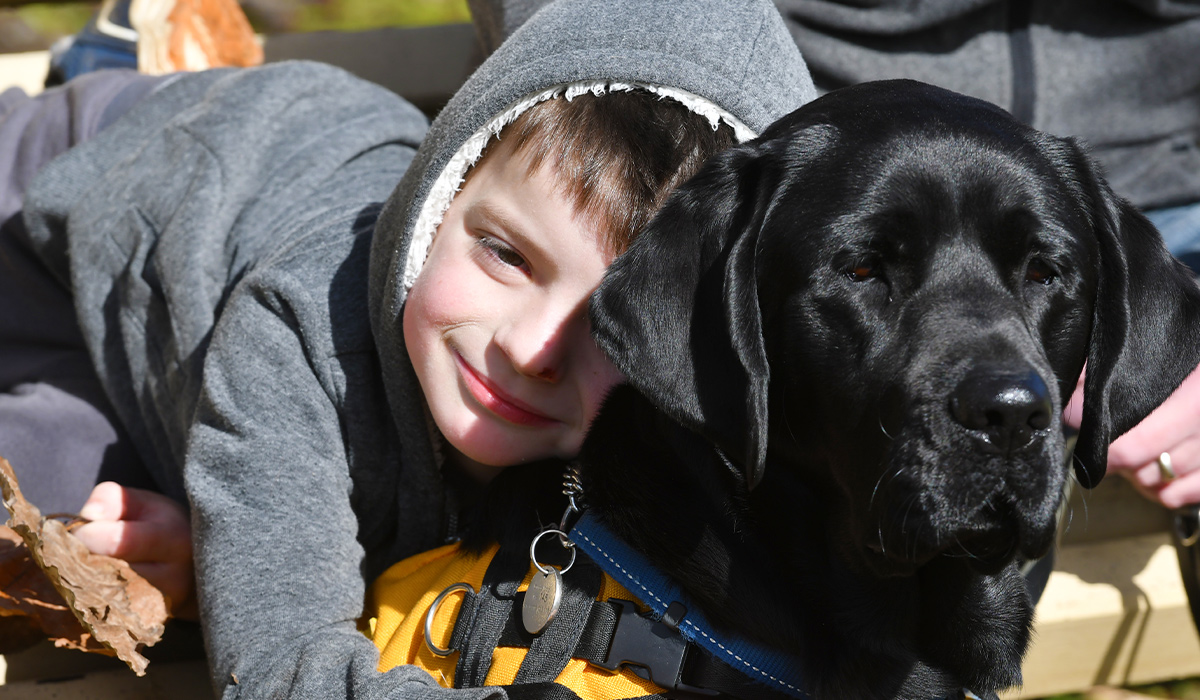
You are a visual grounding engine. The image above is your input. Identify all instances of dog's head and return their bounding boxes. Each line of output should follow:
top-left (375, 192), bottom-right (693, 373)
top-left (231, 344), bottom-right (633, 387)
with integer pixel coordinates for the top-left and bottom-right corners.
top-left (591, 80), bottom-right (1200, 578)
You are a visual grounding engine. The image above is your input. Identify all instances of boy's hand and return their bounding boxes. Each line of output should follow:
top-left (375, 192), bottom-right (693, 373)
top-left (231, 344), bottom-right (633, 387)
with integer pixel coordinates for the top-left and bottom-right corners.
top-left (74, 482), bottom-right (197, 620)
top-left (1065, 363), bottom-right (1200, 508)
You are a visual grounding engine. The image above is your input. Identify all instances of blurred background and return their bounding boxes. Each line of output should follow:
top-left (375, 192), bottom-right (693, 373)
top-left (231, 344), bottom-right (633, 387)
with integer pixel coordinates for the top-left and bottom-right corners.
top-left (0, 0), bottom-right (468, 53)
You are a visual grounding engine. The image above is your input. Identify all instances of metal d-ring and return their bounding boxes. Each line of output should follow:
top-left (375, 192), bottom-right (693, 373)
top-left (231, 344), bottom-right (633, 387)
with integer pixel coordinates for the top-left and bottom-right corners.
top-left (1176, 506), bottom-right (1200, 548)
top-left (530, 528), bottom-right (576, 576)
top-left (423, 582), bottom-right (474, 656)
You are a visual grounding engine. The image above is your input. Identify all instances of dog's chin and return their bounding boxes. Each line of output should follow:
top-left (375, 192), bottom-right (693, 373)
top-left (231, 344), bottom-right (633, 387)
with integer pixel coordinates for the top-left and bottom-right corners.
top-left (861, 540), bottom-right (1014, 579)
top-left (860, 518), bottom-right (1054, 579)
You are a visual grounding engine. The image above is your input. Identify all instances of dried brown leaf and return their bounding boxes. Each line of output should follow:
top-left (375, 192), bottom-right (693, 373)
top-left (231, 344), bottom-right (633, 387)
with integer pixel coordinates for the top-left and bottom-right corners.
top-left (0, 525), bottom-right (109, 654)
top-left (0, 456), bottom-right (168, 675)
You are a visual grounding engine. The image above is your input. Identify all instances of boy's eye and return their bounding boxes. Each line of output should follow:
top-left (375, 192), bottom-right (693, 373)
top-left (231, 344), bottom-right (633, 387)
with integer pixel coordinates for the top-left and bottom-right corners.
top-left (477, 237), bottom-right (528, 270)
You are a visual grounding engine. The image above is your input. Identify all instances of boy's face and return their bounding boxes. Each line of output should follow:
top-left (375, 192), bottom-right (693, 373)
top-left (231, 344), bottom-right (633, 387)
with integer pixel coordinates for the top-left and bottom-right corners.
top-left (403, 142), bottom-right (625, 481)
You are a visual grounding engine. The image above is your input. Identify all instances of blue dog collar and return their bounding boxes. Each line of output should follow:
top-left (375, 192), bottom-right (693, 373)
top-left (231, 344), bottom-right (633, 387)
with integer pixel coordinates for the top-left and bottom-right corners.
top-left (568, 510), bottom-right (812, 699)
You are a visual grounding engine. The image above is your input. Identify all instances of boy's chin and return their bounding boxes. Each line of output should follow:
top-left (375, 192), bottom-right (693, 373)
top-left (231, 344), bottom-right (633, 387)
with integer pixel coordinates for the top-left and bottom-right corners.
top-left (440, 422), bottom-right (569, 483)
top-left (455, 458), bottom-right (512, 484)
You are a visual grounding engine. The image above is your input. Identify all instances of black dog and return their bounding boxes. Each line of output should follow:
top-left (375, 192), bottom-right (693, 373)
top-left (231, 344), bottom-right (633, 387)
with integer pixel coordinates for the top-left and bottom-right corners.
top-left (468, 80), bottom-right (1200, 699)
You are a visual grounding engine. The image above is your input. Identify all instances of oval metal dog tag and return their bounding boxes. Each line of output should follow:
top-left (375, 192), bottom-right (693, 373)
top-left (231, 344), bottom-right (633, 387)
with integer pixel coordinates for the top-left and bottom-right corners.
top-left (522, 567), bottom-right (562, 635)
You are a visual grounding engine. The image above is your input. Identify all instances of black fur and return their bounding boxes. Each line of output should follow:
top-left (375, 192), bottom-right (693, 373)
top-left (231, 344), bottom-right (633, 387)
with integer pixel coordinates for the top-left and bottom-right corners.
top-left (468, 81), bottom-right (1200, 699)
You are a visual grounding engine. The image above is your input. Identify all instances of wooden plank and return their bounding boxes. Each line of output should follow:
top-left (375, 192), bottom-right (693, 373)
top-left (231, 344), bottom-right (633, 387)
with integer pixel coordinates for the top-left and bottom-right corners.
top-left (0, 660), bottom-right (212, 699)
top-left (1005, 533), bottom-right (1200, 698)
top-left (0, 51), bottom-right (50, 96)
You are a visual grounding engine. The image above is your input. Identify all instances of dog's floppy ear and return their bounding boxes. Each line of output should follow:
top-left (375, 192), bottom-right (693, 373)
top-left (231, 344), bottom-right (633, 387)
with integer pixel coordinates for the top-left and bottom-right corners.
top-left (1070, 143), bottom-right (1200, 487)
top-left (590, 143), bottom-right (776, 489)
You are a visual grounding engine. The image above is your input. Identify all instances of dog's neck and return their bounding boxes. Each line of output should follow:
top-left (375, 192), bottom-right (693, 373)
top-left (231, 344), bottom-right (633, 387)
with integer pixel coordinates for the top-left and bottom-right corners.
top-left (575, 387), bottom-right (1030, 699)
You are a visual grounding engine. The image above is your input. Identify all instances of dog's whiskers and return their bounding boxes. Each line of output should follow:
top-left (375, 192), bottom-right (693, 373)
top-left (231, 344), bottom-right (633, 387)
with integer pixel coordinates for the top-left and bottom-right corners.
top-left (900, 492), bottom-right (921, 535)
top-left (870, 463), bottom-right (904, 509)
top-left (877, 412), bottom-right (895, 441)
top-left (1069, 454), bottom-right (1091, 531)
top-left (945, 532), bottom-right (975, 560)
top-left (978, 491), bottom-right (996, 515)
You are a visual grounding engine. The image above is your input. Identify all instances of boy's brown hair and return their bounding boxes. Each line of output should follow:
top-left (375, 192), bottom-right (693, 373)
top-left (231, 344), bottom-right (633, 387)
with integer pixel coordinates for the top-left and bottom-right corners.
top-left (472, 90), bottom-right (737, 255)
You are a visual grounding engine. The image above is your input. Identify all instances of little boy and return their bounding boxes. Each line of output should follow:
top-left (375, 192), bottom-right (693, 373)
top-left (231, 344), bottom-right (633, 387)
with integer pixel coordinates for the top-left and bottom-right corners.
top-left (4, 0), bottom-right (815, 696)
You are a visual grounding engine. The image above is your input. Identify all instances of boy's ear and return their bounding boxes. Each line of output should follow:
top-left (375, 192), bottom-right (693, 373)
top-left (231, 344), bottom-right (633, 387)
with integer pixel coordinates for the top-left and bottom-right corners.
top-left (1073, 148), bottom-right (1200, 487)
top-left (589, 143), bottom-right (775, 489)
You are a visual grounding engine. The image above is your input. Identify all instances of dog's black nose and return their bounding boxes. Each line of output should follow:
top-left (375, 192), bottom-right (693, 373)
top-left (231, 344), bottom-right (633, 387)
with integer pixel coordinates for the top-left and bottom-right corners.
top-left (949, 368), bottom-right (1052, 453)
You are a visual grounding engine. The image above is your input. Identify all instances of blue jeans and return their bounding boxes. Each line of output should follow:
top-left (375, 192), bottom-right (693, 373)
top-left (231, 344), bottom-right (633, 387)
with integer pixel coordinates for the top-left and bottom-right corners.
top-left (1147, 201), bottom-right (1200, 274)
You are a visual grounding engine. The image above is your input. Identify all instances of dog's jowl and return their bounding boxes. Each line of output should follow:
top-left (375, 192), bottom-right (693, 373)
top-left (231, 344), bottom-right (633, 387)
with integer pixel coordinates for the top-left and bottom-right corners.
top-left (571, 80), bottom-right (1200, 699)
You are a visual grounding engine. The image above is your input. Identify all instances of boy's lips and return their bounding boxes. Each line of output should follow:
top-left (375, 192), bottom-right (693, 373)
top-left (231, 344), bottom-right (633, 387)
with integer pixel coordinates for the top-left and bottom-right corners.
top-left (453, 352), bottom-right (558, 427)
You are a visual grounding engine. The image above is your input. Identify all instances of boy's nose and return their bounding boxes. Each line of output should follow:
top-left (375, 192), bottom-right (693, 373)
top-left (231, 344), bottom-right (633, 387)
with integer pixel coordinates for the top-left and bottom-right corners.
top-left (498, 302), bottom-right (582, 383)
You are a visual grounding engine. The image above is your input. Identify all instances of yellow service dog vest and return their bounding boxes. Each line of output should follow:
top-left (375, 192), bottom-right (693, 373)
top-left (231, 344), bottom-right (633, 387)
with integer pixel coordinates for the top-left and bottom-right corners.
top-left (366, 512), bottom-right (821, 700)
top-left (366, 541), bottom-right (667, 699)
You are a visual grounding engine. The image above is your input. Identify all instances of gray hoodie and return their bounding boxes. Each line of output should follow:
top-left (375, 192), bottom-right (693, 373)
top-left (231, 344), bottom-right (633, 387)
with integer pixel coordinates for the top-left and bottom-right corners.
top-left (22, 1), bottom-right (814, 697)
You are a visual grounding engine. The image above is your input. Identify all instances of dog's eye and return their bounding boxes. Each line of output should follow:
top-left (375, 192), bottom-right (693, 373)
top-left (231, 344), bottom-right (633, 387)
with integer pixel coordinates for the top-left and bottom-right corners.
top-left (1025, 258), bottom-right (1057, 285)
top-left (844, 263), bottom-right (880, 282)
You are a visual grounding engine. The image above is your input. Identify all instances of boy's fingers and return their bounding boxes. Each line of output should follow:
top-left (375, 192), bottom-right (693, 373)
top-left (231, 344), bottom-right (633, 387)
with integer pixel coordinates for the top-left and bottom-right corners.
top-left (71, 517), bottom-right (196, 619)
top-left (78, 481), bottom-right (127, 521)
top-left (128, 561), bottom-right (194, 613)
top-left (80, 482), bottom-right (187, 526)
top-left (72, 518), bottom-right (192, 566)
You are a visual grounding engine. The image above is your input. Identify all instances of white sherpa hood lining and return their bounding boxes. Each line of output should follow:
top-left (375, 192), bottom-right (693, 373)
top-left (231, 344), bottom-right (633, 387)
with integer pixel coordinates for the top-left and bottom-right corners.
top-left (401, 80), bottom-right (756, 290)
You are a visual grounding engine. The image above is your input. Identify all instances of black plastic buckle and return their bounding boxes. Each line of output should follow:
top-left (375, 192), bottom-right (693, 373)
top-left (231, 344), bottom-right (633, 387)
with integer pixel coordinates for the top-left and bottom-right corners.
top-left (596, 599), bottom-right (718, 696)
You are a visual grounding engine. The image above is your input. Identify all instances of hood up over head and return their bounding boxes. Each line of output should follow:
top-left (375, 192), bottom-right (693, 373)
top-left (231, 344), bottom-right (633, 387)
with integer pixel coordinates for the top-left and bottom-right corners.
top-left (368, 0), bottom-right (816, 439)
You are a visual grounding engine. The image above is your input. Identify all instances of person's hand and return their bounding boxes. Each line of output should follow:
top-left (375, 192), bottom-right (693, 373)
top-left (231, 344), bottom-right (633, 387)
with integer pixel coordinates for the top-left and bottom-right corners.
top-left (1065, 362), bottom-right (1200, 508)
top-left (73, 482), bottom-right (197, 620)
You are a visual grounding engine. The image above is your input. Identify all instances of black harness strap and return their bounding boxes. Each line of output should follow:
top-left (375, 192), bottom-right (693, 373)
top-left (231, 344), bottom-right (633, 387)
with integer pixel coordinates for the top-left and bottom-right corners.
top-left (494, 597), bottom-right (620, 653)
top-left (452, 545), bottom-right (528, 688)
top-left (501, 683), bottom-right (668, 700)
top-left (502, 681), bottom-right (586, 700)
top-left (484, 595), bottom-right (796, 700)
top-left (515, 554), bottom-right (604, 683)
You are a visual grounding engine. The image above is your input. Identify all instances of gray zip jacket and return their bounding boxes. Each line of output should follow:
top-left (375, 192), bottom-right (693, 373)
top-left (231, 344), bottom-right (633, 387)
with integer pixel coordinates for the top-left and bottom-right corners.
top-left (21, 1), bottom-right (814, 697)
top-left (773, 0), bottom-right (1200, 210)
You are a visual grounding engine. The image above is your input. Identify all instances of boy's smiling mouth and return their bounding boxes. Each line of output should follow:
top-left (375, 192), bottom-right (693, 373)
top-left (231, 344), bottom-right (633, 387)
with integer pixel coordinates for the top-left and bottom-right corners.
top-left (453, 352), bottom-right (559, 427)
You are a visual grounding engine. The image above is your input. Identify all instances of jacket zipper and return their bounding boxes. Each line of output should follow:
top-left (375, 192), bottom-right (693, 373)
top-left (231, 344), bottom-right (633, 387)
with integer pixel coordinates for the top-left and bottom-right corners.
top-left (1007, 0), bottom-right (1036, 125)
